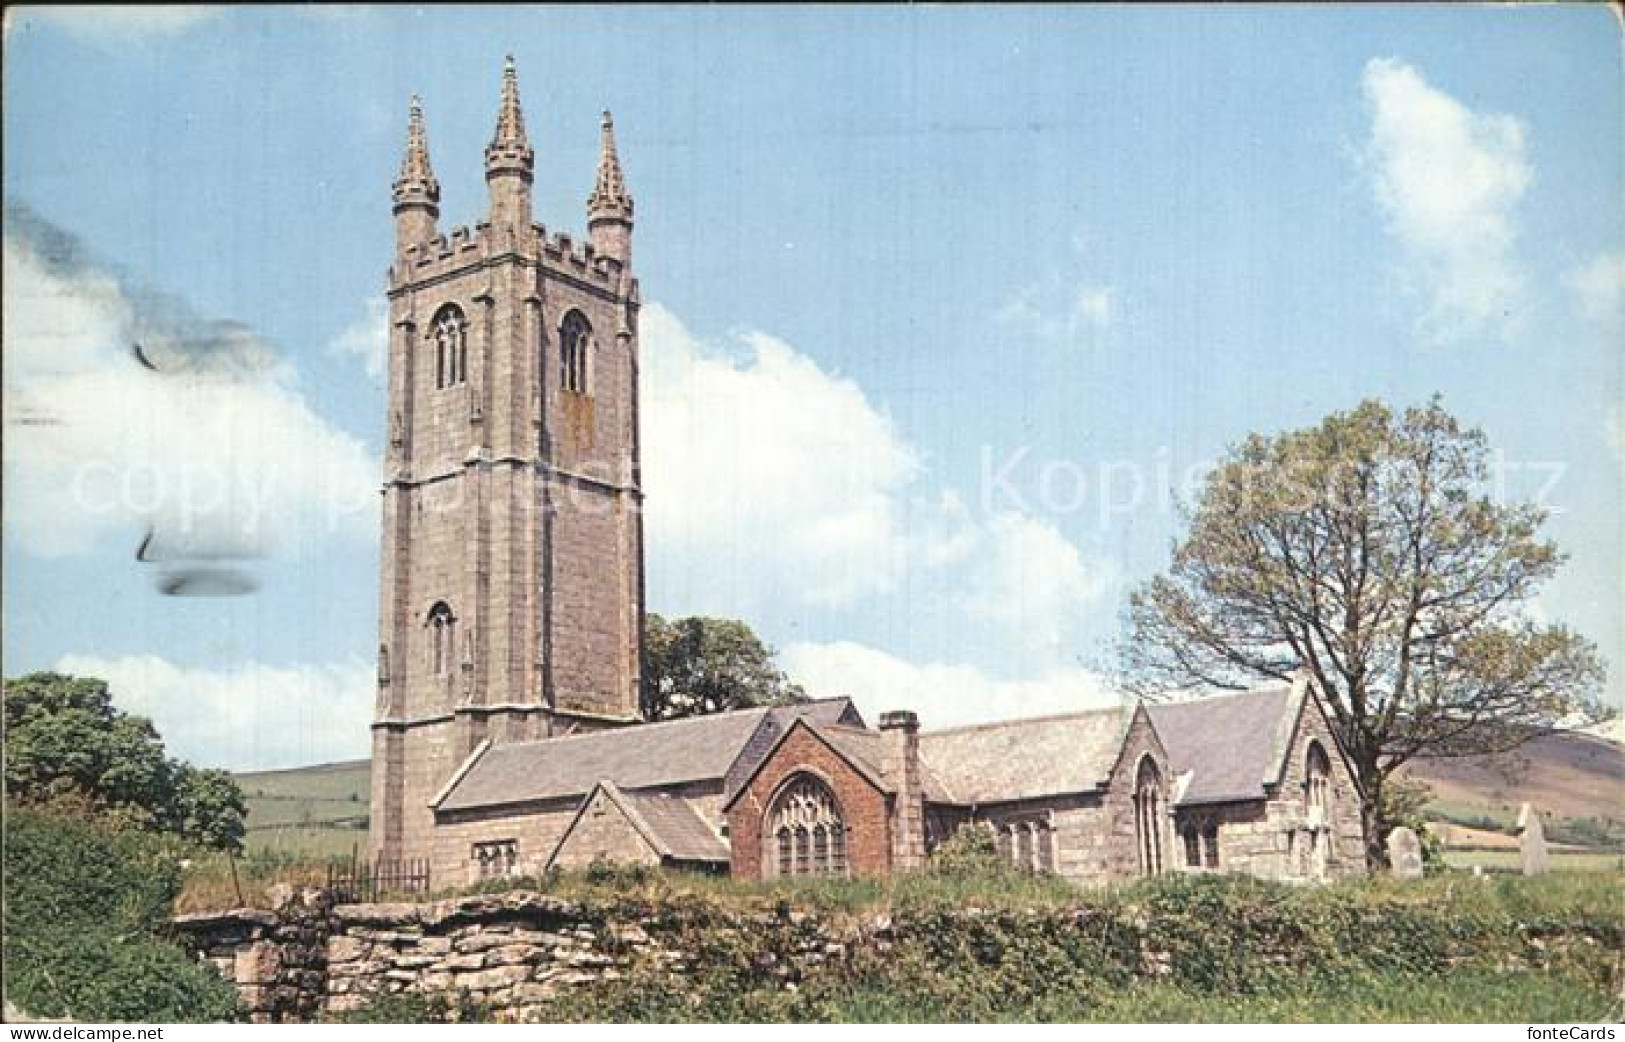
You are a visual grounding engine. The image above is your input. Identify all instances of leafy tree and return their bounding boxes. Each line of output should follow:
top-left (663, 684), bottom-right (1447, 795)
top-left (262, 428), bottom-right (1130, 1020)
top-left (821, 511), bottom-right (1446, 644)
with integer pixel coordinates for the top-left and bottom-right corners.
top-left (3, 672), bottom-right (247, 852)
top-left (641, 614), bottom-right (807, 720)
top-left (1121, 399), bottom-right (1607, 865)
top-left (171, 765), bottom-right (248, 853)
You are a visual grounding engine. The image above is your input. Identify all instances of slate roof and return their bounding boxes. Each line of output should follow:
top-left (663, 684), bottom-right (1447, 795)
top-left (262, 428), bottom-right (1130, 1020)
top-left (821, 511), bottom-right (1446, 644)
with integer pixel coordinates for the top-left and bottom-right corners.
top-left (435, 699), bottom-right (855, 813)
top-left (813, 725), bottom-right (896, 794)
top-left (1147, 685), bottom-right (1297, 805)
top-left (916, 707), bottom-right (1133, 805)
top-left (621, 790), bottom-right (729, 863)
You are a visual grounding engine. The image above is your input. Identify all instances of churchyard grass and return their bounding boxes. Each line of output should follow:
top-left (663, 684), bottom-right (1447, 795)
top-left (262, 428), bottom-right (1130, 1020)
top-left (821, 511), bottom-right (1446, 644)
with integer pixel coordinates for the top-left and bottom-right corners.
top-left (825, 968), bottom-right (1616, 1023)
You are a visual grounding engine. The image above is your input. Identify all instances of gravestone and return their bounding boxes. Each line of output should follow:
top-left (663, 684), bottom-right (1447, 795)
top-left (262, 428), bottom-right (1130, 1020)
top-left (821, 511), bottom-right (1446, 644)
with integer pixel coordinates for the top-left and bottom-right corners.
top-left (1516, 803), bottom-right (1549, 877)
top-left (1386, 826), bottom-right (1424, 879)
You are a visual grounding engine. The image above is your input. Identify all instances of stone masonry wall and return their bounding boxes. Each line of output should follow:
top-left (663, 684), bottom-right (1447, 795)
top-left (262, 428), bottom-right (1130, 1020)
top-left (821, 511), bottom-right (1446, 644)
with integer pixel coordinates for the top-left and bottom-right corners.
top-left (548, 789), bottom-right (662, 870)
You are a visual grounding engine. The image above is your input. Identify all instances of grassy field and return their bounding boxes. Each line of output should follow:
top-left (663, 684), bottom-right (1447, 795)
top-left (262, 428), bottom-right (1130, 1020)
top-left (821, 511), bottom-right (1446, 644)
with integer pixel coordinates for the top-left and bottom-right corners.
top-left (234, 759), bottom-right (368, 857)
top-left (1442, 848), bottom-right (1625, 873)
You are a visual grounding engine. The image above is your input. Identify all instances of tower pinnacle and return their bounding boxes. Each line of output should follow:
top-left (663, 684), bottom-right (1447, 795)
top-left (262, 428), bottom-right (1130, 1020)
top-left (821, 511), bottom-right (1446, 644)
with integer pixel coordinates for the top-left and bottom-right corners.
top-left (485, 56), bottom-right (534, 229)
top-left (486, 55), bottom-right (534, 173)
top-left (587, 110), bottom-right (633, 223)
top-left (392, 95), bottom-right (440, 247)
top-left (587, 110), bottom-right (634, 265)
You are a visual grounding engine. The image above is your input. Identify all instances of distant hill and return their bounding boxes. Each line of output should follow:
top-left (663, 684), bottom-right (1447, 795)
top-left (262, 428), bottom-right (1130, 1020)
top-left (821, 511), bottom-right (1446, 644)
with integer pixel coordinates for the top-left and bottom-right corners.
top-left (233, 759), bottom-right (369, 858)
top-left (235, 729), bottom-right (1623, 858)
top-left (1401, 730), bottom-right (1624, 849)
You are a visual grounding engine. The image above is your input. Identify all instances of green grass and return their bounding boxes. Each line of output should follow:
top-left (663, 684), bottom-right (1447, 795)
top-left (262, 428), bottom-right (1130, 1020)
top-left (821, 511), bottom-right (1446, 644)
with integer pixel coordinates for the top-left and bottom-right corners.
top-left (430, 858), bottom-right (1088, 916)
top-left (1443, 849), bottom-right (1624, 873)
top-left (824, 969), bottom-right (1617, 1023)
top-left (242, 824), bottom-right (368, 859)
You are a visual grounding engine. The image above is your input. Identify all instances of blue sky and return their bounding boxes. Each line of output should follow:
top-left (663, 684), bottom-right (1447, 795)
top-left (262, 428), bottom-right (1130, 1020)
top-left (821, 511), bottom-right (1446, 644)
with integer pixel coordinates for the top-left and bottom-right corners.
top-left (4, 5), bottom-right (1621, 770)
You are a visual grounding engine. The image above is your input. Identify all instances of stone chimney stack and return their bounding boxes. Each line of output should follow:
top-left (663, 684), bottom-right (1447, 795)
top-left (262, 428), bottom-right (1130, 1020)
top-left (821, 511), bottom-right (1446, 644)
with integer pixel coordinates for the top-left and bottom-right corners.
top-left (880, 710), bottom-right (925, 872)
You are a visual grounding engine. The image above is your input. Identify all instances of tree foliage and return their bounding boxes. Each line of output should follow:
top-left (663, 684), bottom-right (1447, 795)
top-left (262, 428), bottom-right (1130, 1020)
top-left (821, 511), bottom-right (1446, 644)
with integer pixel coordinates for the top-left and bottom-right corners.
top-left (641, 614), bottom-right (807, 720)
top-left (1121, 399), bottom-right (1607, 863)
top-left (3, 671), bottom-right (247, 852)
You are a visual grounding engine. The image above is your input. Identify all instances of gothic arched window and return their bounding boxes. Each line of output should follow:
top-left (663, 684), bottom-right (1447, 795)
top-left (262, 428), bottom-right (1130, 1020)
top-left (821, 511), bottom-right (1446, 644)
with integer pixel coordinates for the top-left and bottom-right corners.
top-left (1133, 755), bottom-right (1165, 876)
top-left (432, 305), bottom-right (468, 389)
top-left (1305, 741), bottom-right (1332, 822)
top-left (560, 310), bottom-right (590, 395)
top-left (766, 774), bottom-right (847, 877)
top-left (427, 601), bottom-right (455, 676)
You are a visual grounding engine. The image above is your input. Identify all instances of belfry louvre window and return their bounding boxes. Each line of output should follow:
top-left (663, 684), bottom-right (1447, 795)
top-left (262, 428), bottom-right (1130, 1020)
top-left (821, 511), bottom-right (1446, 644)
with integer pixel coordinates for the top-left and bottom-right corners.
top-left (560, 310), bottom-right (591, 394)
top-left (432, 304), bottom-right (468, 389)
top-left (427, 601), bottom-right (455, 676)
top-left (472, 839), bottom-right (518, 879)
top-left (767, 775), bottom-right (848, 877)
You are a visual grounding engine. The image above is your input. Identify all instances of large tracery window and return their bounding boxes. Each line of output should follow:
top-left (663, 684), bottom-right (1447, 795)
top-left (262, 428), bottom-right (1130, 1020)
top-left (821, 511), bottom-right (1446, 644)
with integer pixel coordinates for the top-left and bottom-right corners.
top-left (560, 311), bottom-right (591, 395)
top-left (1134, 756), bottom-right (1166, 876)
top-left (767, 774), bottom-right (848, 878)
top-left (432, 305), bottom-right (468, 390)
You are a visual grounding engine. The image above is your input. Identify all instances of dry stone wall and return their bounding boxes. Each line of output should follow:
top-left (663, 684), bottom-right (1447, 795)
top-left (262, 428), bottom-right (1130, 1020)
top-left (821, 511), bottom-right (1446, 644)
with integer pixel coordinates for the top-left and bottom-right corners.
top-left (174, 881), bottom-right (1618, 1023)
top-left (176, 887), bottom-right (846, 1023)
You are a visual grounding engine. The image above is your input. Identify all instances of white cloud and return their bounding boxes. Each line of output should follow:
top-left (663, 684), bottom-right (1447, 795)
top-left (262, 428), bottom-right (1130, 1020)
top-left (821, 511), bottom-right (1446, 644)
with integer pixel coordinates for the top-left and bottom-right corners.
top-left (55, 653), bottom-right (373, 771)
top-left (329, 297), bottom-right (389, 381)
top-left (1362, 58), bottom-right (1531, 342)
top-left (13, 6), bottom-right (222, 43)
top-left (956, 511), bottom-right (1116, 663)
top-left (642, 303), bottom-right (923, 609)
top-left (999, 281), bottom-right (1116, 343)
top-left (780, 640), bottom-right (1122, 731)
top-left (642, 301), bottom-right (1118, 674)
top-left (2, 213), bottom-right (377, 559)
top-left (1565, 251), bottom-right (1625, 328)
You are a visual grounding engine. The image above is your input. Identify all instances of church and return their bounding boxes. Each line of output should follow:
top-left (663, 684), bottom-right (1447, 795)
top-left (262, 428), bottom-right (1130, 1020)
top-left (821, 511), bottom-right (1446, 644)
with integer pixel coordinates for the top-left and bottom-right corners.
top-left (370, 60), bottom-right (1366, 890)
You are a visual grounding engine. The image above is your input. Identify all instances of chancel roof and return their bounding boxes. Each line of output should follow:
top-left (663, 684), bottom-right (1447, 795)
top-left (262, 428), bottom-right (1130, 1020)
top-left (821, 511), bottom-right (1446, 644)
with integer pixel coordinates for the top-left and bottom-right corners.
top-left (1147, 685), bottom-right (1298, 805)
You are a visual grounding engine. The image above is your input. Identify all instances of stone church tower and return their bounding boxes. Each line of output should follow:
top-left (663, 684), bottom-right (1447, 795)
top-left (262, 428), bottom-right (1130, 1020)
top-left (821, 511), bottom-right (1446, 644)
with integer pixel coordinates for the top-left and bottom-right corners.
top-left (371, 59), bottom-right (644, 863)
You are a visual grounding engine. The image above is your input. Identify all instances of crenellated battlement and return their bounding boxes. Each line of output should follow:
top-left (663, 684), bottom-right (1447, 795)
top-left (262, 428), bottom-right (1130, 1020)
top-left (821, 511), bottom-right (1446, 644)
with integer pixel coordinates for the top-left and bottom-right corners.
top-left (541, 226), bottom-right (624, 284)
top-left (389, 219), bottom-right (624, 292)
top-left (390, 63), bottom-right (631, 292)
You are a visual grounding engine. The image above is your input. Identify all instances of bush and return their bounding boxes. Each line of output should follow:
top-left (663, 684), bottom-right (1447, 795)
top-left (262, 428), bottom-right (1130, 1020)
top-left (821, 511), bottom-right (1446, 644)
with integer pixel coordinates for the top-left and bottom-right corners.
top-left (533, 869), bottom-right (1620, 1023)
top-left (2, 803), bottom-right (241, 1022)
top-left (924, 822), bottom-right (1008, 878)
